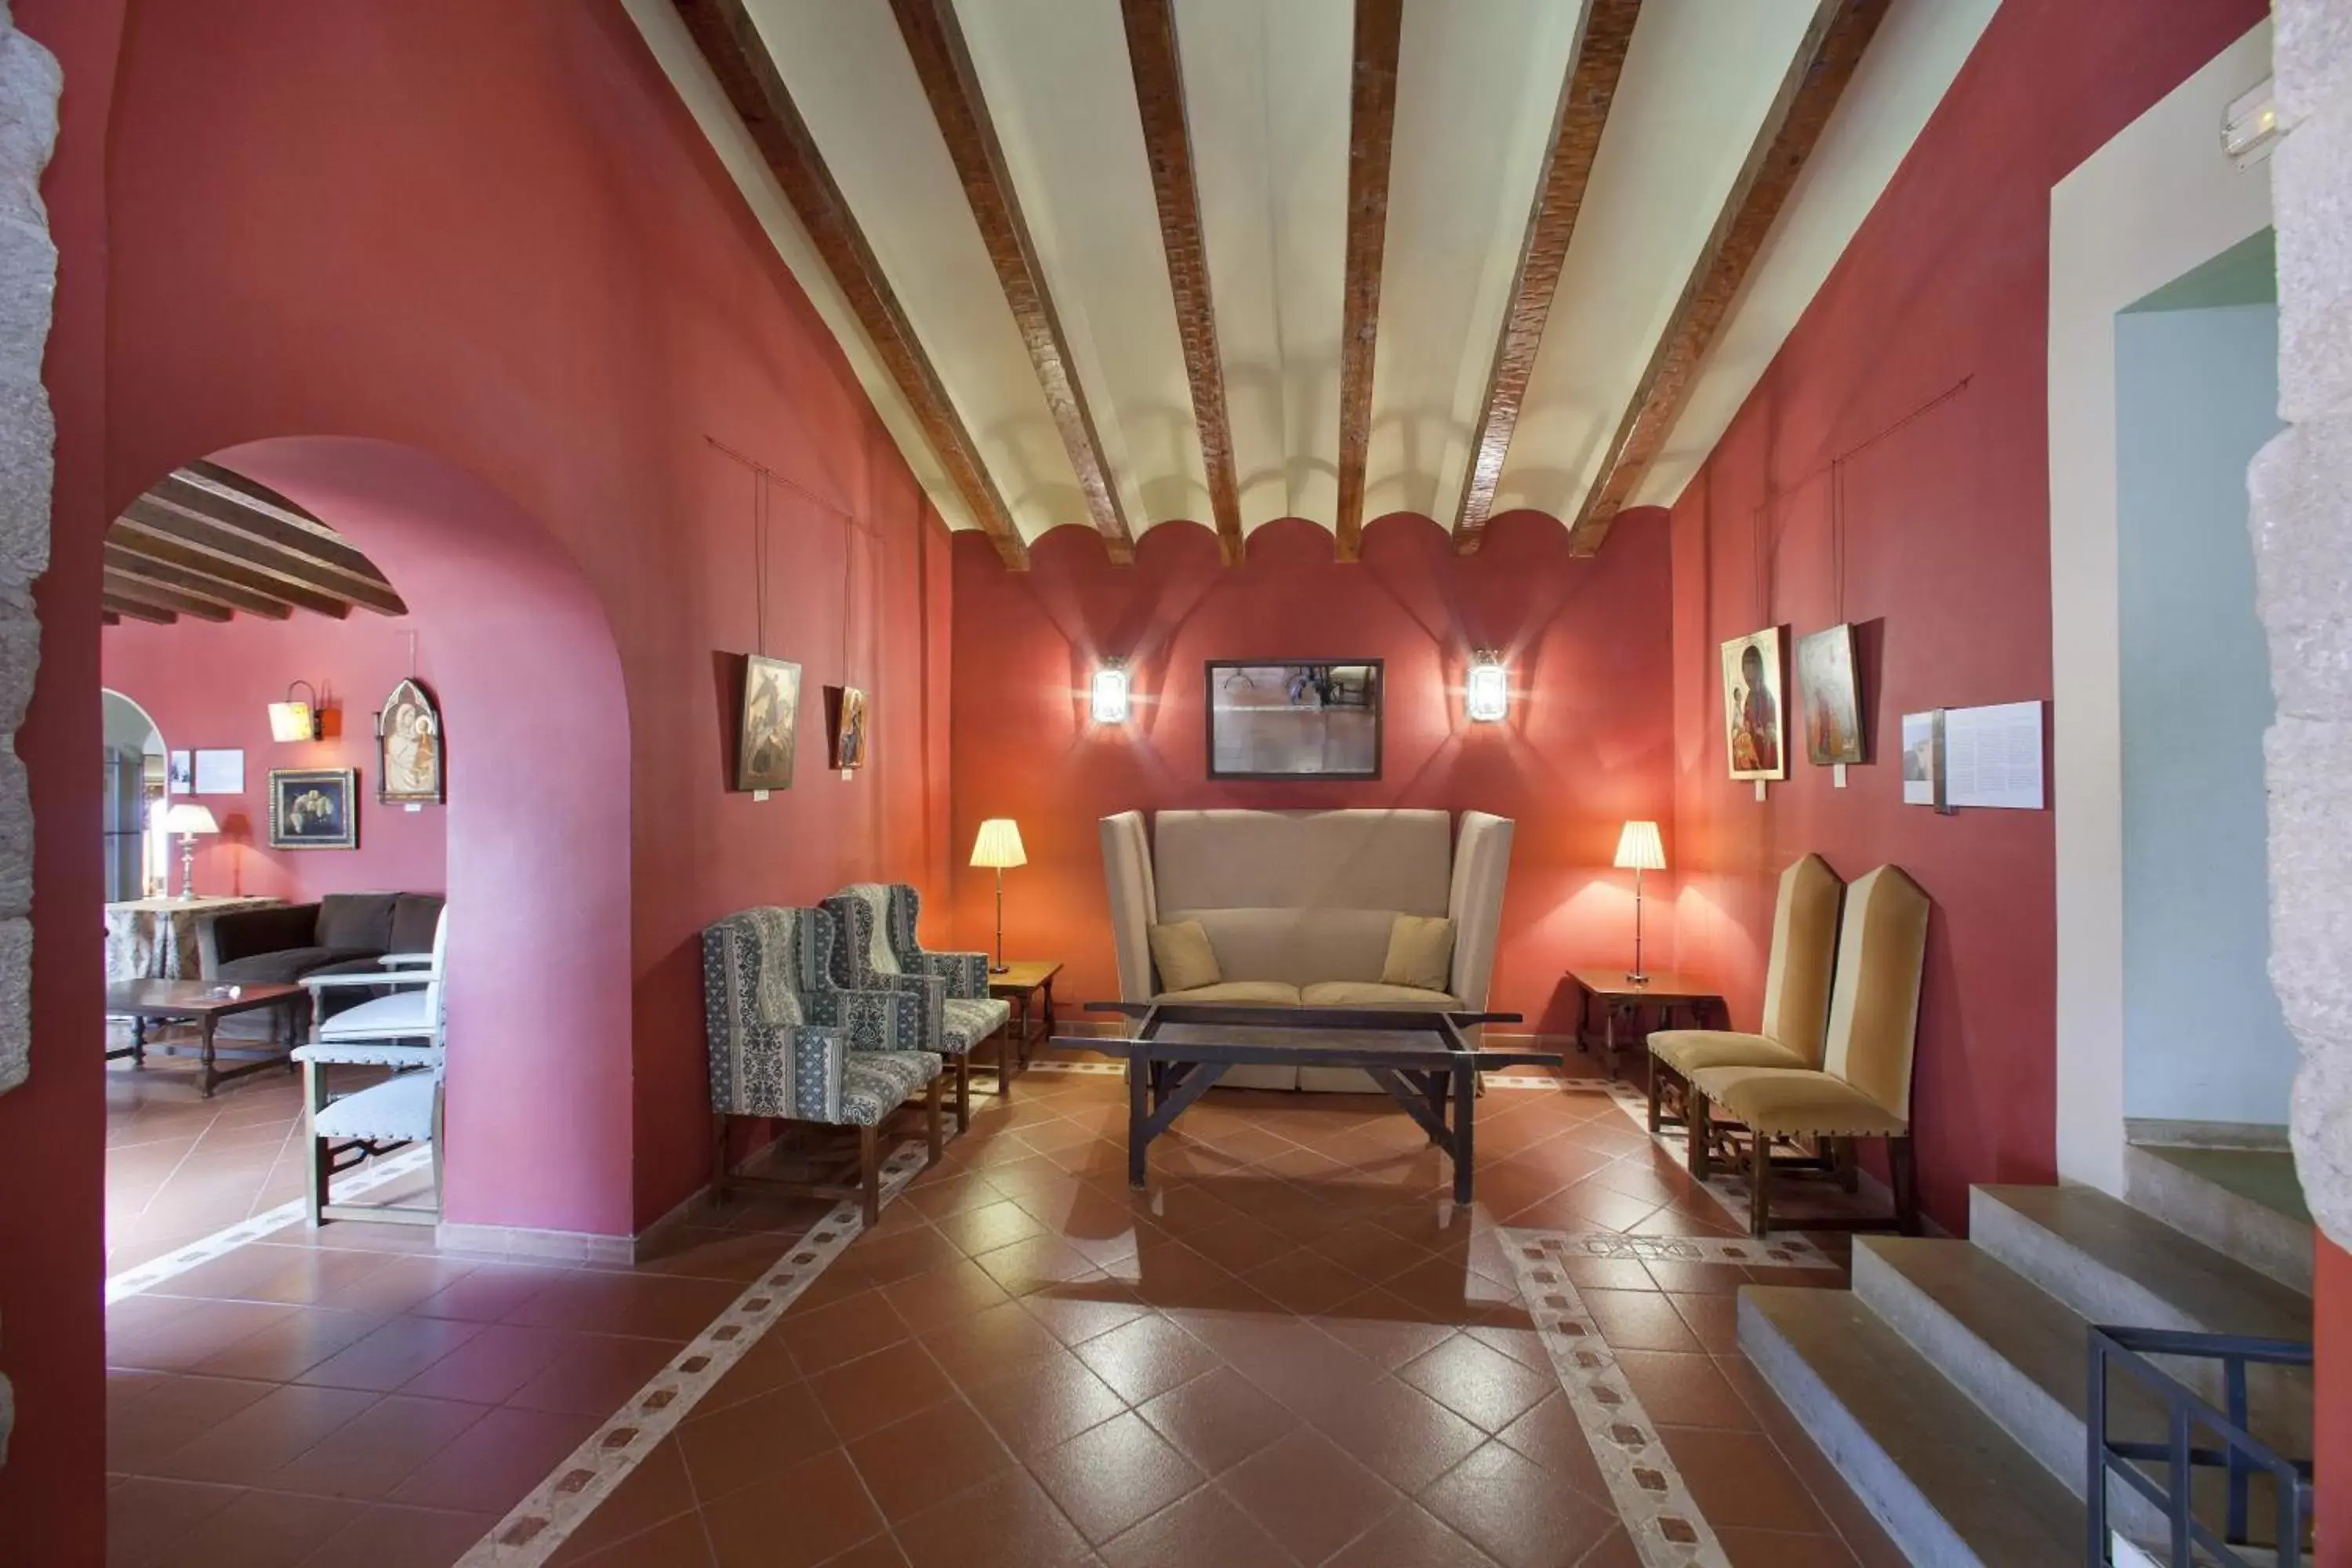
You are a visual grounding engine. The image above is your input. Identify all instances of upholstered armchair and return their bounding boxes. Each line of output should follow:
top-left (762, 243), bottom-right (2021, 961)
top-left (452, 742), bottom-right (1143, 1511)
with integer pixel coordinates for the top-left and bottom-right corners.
top-left (703, 904), bottom-right (943, 1226)
top-left (822, 883), bottom-right (1011, 1132)
top-left (294, 907), bottom-right (448, 1227)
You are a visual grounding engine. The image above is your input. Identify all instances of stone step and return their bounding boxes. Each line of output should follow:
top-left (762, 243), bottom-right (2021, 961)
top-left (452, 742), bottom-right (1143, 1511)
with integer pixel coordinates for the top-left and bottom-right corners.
top-left (1969, 1184), bottom-right (2311, 1342)
top-left (2123, 1144), bottom-right (2312, 1296)
top-left (1738, 1284), bottom-right (2084, 1567)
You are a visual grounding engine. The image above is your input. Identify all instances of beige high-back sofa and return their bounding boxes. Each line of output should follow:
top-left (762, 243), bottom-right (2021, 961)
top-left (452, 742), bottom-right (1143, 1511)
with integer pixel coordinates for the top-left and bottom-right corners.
top-left (1098, 808), bottom-right (1515, 1090)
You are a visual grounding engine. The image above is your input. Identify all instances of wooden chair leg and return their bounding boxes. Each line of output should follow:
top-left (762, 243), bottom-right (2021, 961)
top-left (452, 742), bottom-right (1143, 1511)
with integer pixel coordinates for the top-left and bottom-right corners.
top-left (710, 1112), bottom-right (731, 1207)
top-left (953, 1054), bottom-right (971, 1134)
top-left (1748, 1128), bottom-right (1773, 1238)
top-left (1687, 1091), bottom-right (1712, 1181)
top-left (304, 1058), bottom-right (330, 1226)
top-left (925, 1073), bottom-right (944, 1167)
top-left (430, 1082), bottom-right (447, 1221)
top-left (858, 1123), bottom-right (881, 1229)
top-left (1646, 1062), bottom-right (1663, 1134)
top-left (1835, 1136), bottom-right (1860, 1193)
top-left (997, 1025), bottom-right (1014, 1102)
top-left (1889, 1134), bottom-right (1920, 1236)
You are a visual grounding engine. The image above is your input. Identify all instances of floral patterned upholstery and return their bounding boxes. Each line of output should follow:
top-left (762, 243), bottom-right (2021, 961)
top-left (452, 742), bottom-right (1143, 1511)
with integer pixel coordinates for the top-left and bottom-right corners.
top-left (822, 887), bottom-right (958, 1054)
top-left (943, 995), bottom-right (1011, 1052)
top-left (702, 905), bottom-right (941, 1126)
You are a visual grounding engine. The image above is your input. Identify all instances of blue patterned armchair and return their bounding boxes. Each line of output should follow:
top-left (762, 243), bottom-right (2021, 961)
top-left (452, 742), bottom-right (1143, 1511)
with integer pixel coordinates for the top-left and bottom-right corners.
top-left (822, 883), bottom-right (1012, 1132)
top-left (702, 904), bottom-right (943, 1226)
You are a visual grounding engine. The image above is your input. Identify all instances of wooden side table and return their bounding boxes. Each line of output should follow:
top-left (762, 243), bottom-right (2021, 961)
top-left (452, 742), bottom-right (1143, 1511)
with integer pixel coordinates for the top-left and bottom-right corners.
top-left (105, 978), bottom-right (307, 1097)
top-left (987, 960), bottom-right (1062, 1072)
top-left (1565, 969), bottom-right (1725, 1085)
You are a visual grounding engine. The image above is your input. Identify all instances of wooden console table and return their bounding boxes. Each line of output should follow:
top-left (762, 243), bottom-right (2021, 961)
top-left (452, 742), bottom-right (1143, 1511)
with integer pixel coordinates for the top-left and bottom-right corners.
top-left (987, 959), bottom-right (1062, 1071)
top-left (1566, 969), bottom-right (1725, 1083)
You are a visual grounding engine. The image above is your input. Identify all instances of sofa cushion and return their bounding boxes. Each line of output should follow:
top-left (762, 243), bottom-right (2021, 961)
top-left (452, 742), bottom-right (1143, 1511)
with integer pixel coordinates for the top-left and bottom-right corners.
top-left (1298, 982), bottom-right (1457, 1010)
top-left (389, 894), bottom-right (445, 956)
top-left (1172, 906), bottom-right (1398, 987)
top-left (317, 892), bottom-right (399, 953)
top-left (216, 946), bottom-right (344, 986)
top-left (1380, 916), bottom-right (1454, 991)
top-left (1149, 920), bottom-right (1222, 993)
top-left (1152, 981), bottom-right (1301, 1007)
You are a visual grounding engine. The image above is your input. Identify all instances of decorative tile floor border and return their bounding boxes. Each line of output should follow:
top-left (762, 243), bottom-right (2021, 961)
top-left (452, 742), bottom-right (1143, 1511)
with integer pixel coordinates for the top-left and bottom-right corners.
top-left (455, 1138), bottom-right (933, 1567)
top-left (103, 1143), bottom-right (438, 1305)
top-left (1550, 1227), bottom-right (1838, 1272)
top-left (1504, 1227), bottom-right (1732, 1568)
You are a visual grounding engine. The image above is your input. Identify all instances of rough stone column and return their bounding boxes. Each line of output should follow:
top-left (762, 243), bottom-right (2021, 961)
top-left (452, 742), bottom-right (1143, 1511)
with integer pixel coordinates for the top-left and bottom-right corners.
top-left (0, 0), bottom-right (55, 1472)
top-left (2253, 0), bottom-right (2352, 1253)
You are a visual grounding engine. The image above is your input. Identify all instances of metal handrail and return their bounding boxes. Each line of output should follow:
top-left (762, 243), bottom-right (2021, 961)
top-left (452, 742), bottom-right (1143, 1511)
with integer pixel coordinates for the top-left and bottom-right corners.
top-left (2086, 1324), bottom-right (2312, 1566)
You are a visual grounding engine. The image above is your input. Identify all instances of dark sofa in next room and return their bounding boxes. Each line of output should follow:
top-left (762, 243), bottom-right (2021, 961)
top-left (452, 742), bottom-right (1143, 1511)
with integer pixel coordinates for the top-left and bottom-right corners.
top-left (197, 891), bottom-right (445, 1038)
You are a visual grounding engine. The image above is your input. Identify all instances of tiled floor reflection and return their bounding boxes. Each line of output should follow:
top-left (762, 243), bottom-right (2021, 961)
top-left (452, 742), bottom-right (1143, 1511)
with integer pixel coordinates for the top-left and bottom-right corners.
top-left (103, 1054), bottom-right (1904, 1567)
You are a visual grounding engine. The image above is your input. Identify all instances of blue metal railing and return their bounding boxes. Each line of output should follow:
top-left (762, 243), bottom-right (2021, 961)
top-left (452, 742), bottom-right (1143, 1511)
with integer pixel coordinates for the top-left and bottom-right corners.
top-left (2086, 1324), bottom-right (2312, 1566)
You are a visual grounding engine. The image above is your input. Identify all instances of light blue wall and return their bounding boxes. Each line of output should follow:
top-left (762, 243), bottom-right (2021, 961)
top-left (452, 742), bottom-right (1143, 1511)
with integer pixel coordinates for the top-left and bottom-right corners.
top-left (2116, 299), bottom-right (2289, 1127)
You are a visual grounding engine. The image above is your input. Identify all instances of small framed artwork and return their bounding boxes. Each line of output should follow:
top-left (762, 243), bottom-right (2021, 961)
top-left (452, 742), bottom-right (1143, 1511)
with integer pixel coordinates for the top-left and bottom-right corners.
top-left (1720, 629), bottom-right (1788, 781)
top-left (735, 654), bottom-right (802, 792)
top-left (377, 677), bottom-right (444, 804)
top-left (830, 686), bottom-right (869, 771)
top-left (1795, 624), bottom-right (1865, 766)
top-left (269, 768), bottom-right (358, 850)
top-left (167, 750), bottom-right (193, 794)
top-left (192, 747), bottom-right (245, 795)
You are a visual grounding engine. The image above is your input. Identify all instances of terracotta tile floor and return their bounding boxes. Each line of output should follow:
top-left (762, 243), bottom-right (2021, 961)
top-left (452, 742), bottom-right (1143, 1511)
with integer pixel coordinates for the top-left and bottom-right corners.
top-left (104, 1054), bottom-right (1907, 1567)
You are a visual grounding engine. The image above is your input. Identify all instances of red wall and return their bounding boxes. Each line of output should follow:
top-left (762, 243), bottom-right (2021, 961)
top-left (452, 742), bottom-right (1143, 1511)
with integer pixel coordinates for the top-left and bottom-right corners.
top-left (103, 614), bottom-right (448, 903)
top-left (1663, 0), bottom-right (2266, 1234)
top-left (947, 510), bottom-right (1675, 1031)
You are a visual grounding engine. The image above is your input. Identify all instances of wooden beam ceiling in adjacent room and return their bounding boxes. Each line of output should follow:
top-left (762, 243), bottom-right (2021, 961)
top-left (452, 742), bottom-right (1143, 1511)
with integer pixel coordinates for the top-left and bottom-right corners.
top-left (1452, 0), bottom-right (1642, 557)
top-left (102, 465), bottom-right (406, 623)
top-left (1333, 0), bottom-right (1403, 564)
top-left (1123, 0), bottom-right (1243, 567)
top-left (894, 0), bottom-right (1134, 564)
top-left (673, 0), bottom-right (1031, 570)
top-left (1567, 0), bottom-right (1888, 555)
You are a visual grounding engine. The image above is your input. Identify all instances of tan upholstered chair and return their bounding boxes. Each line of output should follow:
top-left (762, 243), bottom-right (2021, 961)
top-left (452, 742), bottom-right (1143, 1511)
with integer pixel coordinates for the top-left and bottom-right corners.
top-left (1644, 854), bottom-right (1843, 1142)
top-left (1686, 864), bottom-right (1931, 1237)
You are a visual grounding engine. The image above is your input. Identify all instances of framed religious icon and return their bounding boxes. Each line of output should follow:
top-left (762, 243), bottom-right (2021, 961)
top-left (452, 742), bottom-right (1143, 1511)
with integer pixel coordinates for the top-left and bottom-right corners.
top-left (831, 686), bottom-right (869, 771)
top-left (1795, 624), bottom-right (1865, 766)
top-left (735, 654), bottom-right (802, 792)
top-left (377, 677), bottom-right (444, 804)
top-left (1720, 629), bottom-right (1788, 781)
top-left (270, 768), bottom-right (359, 850)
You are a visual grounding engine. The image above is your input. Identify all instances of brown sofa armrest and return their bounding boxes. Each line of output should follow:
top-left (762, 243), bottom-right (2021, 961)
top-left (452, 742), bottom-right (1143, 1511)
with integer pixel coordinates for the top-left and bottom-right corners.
top-left (198, 902), bottom-right (321, 973)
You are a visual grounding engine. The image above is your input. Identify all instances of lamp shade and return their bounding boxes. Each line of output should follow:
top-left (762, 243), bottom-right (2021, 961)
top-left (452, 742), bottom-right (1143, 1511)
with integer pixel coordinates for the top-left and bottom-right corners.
top-left (1612, 819), bottom-right (1664, 872)
top-left (162, 802), bottom-right (220, 836)
top-left (970, 818), bottom-right (1027, 869)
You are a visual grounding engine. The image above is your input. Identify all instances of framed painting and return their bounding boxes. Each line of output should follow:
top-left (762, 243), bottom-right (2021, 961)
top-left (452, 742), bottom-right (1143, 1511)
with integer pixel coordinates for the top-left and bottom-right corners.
top-left (1795, 624), bottom-right (1865, 766)
top-left (377, 677), bottom-right (444, 804)
top-left (735, 654), bottom-right (802, 792)
top-left (269, 767), bottom-right (358, 850)
top-left (1206, 661), bottom-right (1382, 780)
top-left (831, 686), bottom-right (869, 771)
top-left (1720, 629), bottom-right (1788, 781)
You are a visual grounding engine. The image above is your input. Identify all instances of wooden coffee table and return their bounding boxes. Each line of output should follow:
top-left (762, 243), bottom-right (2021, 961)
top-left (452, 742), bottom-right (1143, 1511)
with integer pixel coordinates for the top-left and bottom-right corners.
top-left (105, 978), bottom-right (306, 1098)
top-left (1566, 969), bottom-right (1724, 1083)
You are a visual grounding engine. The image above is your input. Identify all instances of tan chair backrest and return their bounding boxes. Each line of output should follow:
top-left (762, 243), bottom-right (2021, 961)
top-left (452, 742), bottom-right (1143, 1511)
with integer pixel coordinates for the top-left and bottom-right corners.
top-left (1820, 865), bottom-right (1932, 1119)
top-left (1758, 853), bottom-right (1844, 1066)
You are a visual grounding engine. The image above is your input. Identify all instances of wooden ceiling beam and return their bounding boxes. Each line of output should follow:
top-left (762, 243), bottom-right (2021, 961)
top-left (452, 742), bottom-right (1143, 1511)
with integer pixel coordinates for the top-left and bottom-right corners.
top-left (1452, 0), bottom-right (1642, 557)
top-left (1333, 0), bottom-right (1403, 564)
top-left (120, 498), bottom-right (407, 616)
top-left (102, 571), bottom-right (233, 622)
top-left (103, 543), bottom-right (295, 619)
top-left (1121, 0), bottom-right (1242, 567)
top-left (102, 594), bottom-right (172, 626)
top-left (149, 474), bottom-right (395, 590)
top-left (106, 526), bottom-right (355, 619)
top-left (893, 0), bottom-right (1134, 564)
top-left (673, 0), bottom-right (1030, 569)
top-left (1567, 0), bottom-right (1886, 554)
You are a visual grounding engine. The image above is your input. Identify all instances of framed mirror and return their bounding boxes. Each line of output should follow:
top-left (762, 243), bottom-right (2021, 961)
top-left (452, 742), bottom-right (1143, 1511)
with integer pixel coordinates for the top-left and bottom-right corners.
top-left (1205, 661), bottom-right (1383, 780)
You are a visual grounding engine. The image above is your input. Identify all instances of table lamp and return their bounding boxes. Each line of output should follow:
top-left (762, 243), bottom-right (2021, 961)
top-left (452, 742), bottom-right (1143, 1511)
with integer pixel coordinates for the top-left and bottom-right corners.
top-left (162, 801), bottom-right (219, 900)
top-left (970, 818), bottom-right (1026, 975)
top-left (1613, 819), bottom-right (1665, 983)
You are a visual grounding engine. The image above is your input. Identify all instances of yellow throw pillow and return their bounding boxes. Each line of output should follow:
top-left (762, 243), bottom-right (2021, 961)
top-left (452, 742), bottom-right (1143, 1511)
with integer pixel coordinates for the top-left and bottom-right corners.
top-left (1381, 915), bottom-right (1455, 992)
top-left (1149, 920), bottom-right (1222, 993)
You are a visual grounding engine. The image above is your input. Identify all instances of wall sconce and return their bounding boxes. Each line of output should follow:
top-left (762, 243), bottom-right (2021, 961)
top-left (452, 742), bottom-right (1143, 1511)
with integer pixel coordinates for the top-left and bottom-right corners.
top-left (1465, 652), bottom-right (1508, 723)
top-left (268, 680), bottom-right (324, 742)
top-left (1091, 662), bottom-right (1131, 724)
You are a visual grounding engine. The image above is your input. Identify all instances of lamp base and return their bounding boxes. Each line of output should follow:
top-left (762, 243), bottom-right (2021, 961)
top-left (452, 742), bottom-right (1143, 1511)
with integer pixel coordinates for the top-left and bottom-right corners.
top-left (987, 964), bottom-right (1011, 975)
top-left (1624, 970), bottom-right (1650, 985)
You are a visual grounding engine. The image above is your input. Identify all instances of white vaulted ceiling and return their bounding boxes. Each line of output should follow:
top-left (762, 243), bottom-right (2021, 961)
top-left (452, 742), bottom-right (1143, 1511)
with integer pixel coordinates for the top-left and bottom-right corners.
top-left (628, 0), bottom-right (1995, 566)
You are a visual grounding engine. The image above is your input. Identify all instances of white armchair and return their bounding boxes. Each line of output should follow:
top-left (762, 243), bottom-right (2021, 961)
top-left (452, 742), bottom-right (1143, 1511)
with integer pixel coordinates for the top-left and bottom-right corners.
top-left (294, 908), bottom-right (447, 1225)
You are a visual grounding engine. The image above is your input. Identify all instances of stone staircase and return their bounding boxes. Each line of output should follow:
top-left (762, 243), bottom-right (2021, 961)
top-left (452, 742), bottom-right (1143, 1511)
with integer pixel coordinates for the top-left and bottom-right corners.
top-left (1740, 1176), bottom-right (2314, 1566)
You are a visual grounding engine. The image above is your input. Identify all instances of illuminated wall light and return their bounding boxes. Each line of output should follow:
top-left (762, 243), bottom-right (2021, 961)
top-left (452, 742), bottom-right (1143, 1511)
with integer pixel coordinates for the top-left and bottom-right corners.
top-left (1465, 653), bottom-right (1508, 723)
top-left (1091, 662), bottom-right (1131, 724)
